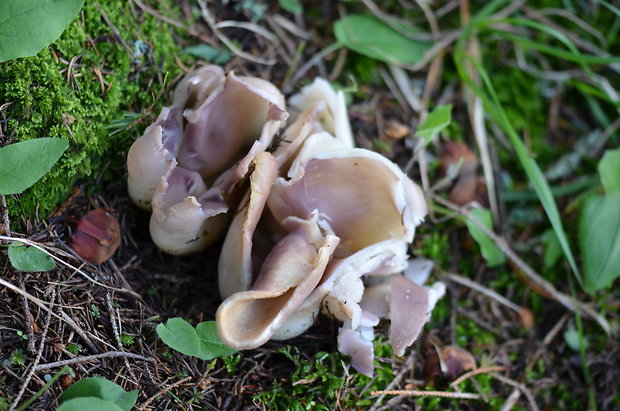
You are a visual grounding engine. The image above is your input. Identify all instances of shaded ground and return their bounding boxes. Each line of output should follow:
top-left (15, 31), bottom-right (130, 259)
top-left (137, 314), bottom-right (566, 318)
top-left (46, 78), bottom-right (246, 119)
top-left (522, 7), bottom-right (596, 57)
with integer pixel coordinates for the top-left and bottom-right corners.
top-left (1, 0), bottom-right (619, 409)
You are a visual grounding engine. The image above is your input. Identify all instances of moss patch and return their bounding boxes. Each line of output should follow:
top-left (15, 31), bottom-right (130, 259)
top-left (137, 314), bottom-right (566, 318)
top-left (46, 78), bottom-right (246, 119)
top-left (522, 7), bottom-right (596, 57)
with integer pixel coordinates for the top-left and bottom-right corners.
top-left (0, 0), bottom-right (185, 221)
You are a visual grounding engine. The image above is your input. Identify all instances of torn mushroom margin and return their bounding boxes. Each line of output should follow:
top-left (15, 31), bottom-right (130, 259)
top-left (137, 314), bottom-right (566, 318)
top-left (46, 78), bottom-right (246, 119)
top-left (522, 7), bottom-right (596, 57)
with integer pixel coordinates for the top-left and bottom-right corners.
top-left (217, 136), bottom-right (440, 376)
top-left (127, 66), bottom-right (287, 254)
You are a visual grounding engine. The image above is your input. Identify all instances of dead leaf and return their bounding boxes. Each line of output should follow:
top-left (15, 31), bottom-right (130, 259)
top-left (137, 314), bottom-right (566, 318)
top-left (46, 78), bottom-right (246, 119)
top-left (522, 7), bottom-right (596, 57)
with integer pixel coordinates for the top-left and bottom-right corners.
top-left (441, 345), bottom-right (477, 379)
top-left (422, 333), bottom-right (442, 382)
top-left (384, 120), bottom-right (410, 139)
top-left (70, 208), bottom-right (121, 265)
top-left (440, 141), bottom-right (484, 205)
top-left (518, 307), bottom-right (535, 331)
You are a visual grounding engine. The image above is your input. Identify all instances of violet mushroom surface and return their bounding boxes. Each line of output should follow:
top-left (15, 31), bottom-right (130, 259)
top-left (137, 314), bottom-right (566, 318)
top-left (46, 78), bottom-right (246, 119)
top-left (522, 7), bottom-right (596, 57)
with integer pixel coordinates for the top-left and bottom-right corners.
top-left (216, 130), bottom-right (431, 375)
top-left (344, 258), bottom-right (446, 376)
top-left (217, 89), bottom-right (352, 299)
top-left (126, 65), bottom-right (287, 254)
top-left (287, 77), bottom-right (354, 148)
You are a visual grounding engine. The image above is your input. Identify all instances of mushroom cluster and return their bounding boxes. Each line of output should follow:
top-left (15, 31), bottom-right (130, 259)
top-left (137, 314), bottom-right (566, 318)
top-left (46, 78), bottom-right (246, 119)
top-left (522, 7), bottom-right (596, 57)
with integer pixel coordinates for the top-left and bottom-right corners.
top-left (127, 66), bottom-right (444, 376)
top-left (127, 65), bottom-right (287, 254)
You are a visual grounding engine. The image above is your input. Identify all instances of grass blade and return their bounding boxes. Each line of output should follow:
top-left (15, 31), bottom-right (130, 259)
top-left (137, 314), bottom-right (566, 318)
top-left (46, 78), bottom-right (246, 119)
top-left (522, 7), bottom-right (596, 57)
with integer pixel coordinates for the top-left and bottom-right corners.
top-left (454, 42), bottom-right (584, 287)
top-left (490, 30), bottom-right (620, 65)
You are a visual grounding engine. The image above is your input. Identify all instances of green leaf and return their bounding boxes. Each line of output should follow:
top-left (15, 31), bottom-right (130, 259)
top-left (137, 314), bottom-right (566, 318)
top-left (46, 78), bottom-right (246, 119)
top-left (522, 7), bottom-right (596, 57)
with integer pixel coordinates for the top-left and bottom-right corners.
top-left (415, 105), bottom-right (452, 141)
top-left (465, 208), bottom-right (506, 267)
top-left (184, 44), bottom-right (231, 64)
top-left (541, 229), bottom-right (562, 268)
top-left (579, 192), bottom-right (620, 293)
top-left (0, 0), bottom-right (85, 63)
top-left (156, 318), bottom-right (201, 357)
top-left (57, 397), bottom-right (124, 411)
top-left (0, 138), bottom-right (68, 195)
top-left (564, 325), bottom-right (588, 352)
top-left (598, 148), bottom-right (620, 194)
top-left (334, 15), bottom-right (431, 65)
top-left (196, 321), bottom-right (238, 360)
top-left (58, 377), bottom-right (138, 411)
top-left (279, 0), bottom-right (302, 14)
top-left (8, 242), bottom-right (55, 272)
top-left (157, 318), bottom-right (237, 360)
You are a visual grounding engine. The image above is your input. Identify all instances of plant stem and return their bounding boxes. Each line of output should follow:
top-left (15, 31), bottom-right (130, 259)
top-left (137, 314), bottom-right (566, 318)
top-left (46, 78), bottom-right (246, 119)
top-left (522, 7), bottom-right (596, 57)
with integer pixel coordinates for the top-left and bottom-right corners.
top-left (15, 366), bottom-right (72, 411)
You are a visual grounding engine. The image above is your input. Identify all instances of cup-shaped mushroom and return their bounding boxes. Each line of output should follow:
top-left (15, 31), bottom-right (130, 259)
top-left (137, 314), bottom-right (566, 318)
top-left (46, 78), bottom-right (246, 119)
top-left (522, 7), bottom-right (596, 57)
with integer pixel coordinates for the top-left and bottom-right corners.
top-left (127, 65), bottom-right (225, 209)
top-left (274, 238), bottom-right (410, 340)
top-left (337, 315), bottom-right (378, 377)
top-left (149, 164), bottom-right (229, 254)
top-left (218, 128), bottom-right (348, 298)
top-left (217, 145), bottom-right (427, 350)
top-left (268, 147), bottom-right (426, 256)
top-left (218, 152), bottom-right (281, 297)
top-left (127, 106), bottom-right (184, 209)
top-left (217, 210), bottom-right (339, 349)
top-left (176, 72), bottom-right (287, 179)
top-left (127, 65), bottom-right (288, 254)
top-left (342, 258), bottom-right (445, 375)
top-left (172, 65), bottom-right (225, 109)
top-left (289, 77), bottom-right (354, 148)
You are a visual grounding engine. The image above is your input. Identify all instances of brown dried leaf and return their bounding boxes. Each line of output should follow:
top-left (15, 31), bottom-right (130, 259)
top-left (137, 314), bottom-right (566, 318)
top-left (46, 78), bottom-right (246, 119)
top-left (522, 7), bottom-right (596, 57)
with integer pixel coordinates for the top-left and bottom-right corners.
top-left (441, 345), bottom-right (476, 380)
top-left (518, 307), bottom-right (535, 331)
top-left (440, 141), bottom-right (481, 205)
top-left (384, 120), bottom-right (410, 139)
top-left (70, 208), bottom-right (121, 265)
top-left (422, 333), bottom-right (442, 382)
top-left (439, 141), bottom-right (478, 176)
top-left (448, 173), bottom-right (478, 205)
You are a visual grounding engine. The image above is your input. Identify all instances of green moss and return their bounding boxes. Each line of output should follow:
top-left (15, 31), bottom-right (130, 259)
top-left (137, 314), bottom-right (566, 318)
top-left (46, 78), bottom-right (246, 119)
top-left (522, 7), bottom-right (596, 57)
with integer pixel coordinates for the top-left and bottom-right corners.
top-left (491, 65), bottom-right (546, 141)
top-left (254, 347), bottom-right (347, 410)
top-left (0, 0), bottom-right (185, 221)
top-left (415, 230), bottom-right (450, 266)
top-left (430, 296), bottom-right (450, 324)
top-left (254, 341), bottom-right (406, 409)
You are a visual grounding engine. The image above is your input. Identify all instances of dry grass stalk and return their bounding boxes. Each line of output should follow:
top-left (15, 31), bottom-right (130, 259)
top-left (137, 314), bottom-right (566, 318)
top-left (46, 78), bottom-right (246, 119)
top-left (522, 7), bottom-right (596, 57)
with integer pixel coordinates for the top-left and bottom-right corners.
top-left (370, 389), bottom-right (481, 400)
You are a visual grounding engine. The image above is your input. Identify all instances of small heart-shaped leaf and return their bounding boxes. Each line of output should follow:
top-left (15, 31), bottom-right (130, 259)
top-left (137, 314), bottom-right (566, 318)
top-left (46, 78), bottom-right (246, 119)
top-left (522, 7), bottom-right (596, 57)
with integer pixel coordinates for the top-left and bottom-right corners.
top-left (8, 242), bottom-right (56, 272)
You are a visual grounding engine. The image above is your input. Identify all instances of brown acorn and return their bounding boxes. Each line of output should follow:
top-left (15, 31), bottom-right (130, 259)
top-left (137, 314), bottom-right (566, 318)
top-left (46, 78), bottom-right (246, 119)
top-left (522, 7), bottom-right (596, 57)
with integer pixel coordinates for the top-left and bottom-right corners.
top-left (70, 208), bottom-right (121, 265)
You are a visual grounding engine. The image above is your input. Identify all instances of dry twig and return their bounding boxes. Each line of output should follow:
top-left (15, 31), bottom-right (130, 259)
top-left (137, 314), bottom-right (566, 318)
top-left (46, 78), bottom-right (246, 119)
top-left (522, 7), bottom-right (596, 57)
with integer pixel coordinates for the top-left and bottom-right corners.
top-left (368, 356), bottom-right (414, 411)
top-left (34, 351), bottom-right (155, 371)
top-left (18, 278), bottom-right (36, 354)
top-left (0, 235), bottom-right (142, 299)
top-left (198, 0), bottom-right (276, 65)
top-left (10, 290), bottom-right (55, 411)
top-left (444, 272), bottom-right (523, 314)
top-left (491, 372), bottom-right (540, 411)
top-left (138, 376), bottom-right (192, 410)
top-left (451, 365), bottom-right (506, 388)
top-left (106, 293), bottom-right (139, 385)
top-left (0, 277), bottom-right (105, 352)
top-left (0, 195), bottom-right (10, 236)
top-left (370, 389), bottom-right (481, 400)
